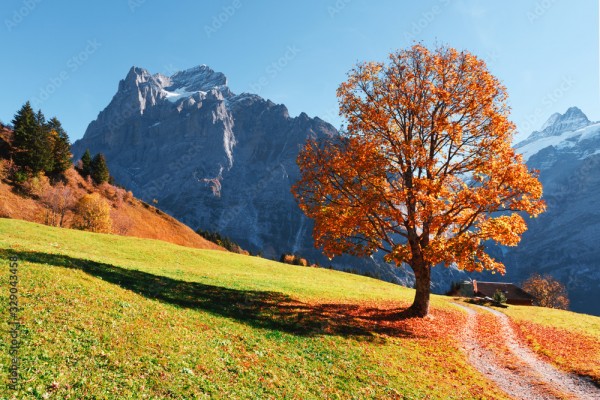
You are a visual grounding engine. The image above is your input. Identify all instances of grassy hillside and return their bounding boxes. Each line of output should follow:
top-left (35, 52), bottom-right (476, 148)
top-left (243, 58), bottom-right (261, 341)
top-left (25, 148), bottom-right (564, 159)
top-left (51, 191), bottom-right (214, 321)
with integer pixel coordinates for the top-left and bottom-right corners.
top-left (0, 219), bottom-right (512, 399)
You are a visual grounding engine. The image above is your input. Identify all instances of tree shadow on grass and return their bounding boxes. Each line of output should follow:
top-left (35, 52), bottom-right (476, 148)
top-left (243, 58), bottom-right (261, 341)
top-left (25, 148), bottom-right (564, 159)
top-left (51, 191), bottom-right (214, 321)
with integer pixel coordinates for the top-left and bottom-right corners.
top-left (3, 249), bottom-right (421, 340)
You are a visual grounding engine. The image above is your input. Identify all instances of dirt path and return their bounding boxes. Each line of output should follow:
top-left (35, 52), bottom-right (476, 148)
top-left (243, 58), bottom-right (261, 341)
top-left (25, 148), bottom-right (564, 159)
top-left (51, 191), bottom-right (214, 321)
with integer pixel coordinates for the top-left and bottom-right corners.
top-left (453, 303), bottom-right (600, 400)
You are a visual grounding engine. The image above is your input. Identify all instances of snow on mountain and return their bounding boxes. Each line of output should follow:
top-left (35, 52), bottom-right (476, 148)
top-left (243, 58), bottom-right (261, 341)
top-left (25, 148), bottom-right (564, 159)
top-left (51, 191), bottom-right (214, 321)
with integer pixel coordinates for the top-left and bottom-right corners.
top-left (540, 112), bottom-right (561, 131)
top-left (515, 107), bottom-right (598, 161)
top-left (532, 106), bottom-right (590, 137)
top-left (516, 121), bottom-right (600, 161)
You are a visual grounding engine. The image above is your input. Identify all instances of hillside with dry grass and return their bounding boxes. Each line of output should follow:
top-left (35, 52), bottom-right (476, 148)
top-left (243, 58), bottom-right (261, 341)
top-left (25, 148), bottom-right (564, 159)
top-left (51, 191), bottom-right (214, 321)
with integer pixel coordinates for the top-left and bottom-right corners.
top-left (0, 124), bottom-right (221, 251)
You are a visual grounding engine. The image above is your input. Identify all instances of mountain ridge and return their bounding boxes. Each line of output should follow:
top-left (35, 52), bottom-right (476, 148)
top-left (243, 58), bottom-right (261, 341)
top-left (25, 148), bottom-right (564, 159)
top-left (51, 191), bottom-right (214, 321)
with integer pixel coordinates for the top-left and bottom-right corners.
top-left (478, 106), bottom-right (600, 316)
top-left (516, 106), bottom-right (595, 154)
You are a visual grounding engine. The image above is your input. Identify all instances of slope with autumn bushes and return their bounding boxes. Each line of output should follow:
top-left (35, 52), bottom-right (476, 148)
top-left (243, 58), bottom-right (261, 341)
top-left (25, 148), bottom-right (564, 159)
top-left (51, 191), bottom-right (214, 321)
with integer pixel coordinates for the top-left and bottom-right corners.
top-left (0, 169), bottom-right (220, 250)
top-left (0, 123), bottom-right (220, 250)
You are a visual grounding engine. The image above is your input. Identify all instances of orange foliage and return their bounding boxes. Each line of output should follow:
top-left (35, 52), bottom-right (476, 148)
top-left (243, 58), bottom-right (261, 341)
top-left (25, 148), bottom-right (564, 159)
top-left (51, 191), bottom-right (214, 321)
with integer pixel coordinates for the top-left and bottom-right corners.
top-left (269, 297), bottom-right (465, 340)
top-left (293, 44), bottom-right (545, 315)
top-left (522, 274), bottom-right (570, 310)
top-left (72, 193), bottom-right (112, 233)
top-left (474, 311), bottom-right (520, 368)
top-left (513, 321), bottom-right (600, 384)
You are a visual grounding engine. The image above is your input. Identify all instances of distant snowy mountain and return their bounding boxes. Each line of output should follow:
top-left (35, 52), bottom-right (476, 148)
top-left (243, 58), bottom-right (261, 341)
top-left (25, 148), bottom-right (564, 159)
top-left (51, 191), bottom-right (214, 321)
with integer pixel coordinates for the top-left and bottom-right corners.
top-left (516, 107), bottom-right (598, 161)
top-left (481, 107), bottom-right (600, 316)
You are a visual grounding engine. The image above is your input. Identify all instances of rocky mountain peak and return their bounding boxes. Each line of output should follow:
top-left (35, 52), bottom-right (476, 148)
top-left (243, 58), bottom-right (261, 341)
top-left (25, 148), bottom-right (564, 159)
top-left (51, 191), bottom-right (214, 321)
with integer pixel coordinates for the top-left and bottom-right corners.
top-left (539, 112), bottom-right (561, 130)
top-left (108, 65), bottom-right (235, 115)
top-left (533, 106), bottom-right (590, 139)
top-left (120, 65), bottom-right (228, 89)
top-left (551, 106), bottom-right (589, 129)
top-left (167, 65), bottom-right (228, 92)
top-left (516, 107), bottom-right (593, 153)
top-left (119, 66), bottom-right (153, 90)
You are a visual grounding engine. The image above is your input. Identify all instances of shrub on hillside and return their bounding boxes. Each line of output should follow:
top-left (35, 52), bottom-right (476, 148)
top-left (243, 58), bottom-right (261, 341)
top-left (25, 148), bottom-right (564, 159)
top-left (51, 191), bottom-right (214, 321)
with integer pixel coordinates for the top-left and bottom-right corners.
top-left (0, 159), bottom-right (10, 181)
top-left (493, 289), bottom-right (507, 305)
top-left (111, 209), bottom-right (133, 235)
top-left (40, 183), bottom-right (75, 228)
top-left (21, 173), bottom-right (51, 198)
top-left (124, 190), bottom-right (134, 203)
top-left (72, 193), bottom-right (112, 233)
top-left (280, 254), bottom-right (310, 267)
top-left (98, 182), bottom-right (127, 207)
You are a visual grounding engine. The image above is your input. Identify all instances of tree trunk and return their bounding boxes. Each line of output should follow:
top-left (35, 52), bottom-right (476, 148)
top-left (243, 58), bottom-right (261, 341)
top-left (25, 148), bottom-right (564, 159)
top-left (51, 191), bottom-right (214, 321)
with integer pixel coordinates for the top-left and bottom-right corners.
top-left (408, 263), bottom-right (431, 317)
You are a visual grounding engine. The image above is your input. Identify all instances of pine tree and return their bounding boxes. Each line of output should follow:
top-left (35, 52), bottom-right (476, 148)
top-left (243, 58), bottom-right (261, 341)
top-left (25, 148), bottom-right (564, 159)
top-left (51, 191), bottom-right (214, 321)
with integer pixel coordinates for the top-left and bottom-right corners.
top-left (11, 103), bottom-right (53, 174)
top-left (33, 110), bottom-right (53, 174)
top-left (47, 117), bottom-right (72, 174)
top-left (90, 153), bottom-right (110, 184)
top-left (80, 149), bottom-right (92, 177)
top-left (11, 102), bottom-right (37, 168)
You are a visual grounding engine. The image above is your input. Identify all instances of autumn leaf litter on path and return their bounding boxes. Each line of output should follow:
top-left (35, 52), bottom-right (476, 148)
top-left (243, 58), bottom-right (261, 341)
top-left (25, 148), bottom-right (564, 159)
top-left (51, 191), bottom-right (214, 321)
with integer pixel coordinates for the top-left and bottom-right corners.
top-left (453, 302), bottom-right (600, 400)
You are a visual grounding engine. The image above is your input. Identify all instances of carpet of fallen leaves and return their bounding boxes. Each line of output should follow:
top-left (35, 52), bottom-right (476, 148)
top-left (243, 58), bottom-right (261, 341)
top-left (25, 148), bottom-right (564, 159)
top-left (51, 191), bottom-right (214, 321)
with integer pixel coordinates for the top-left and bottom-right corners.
top-left (288, 298), bottom-right (468, 339)
top-left (512, 320), bottom-right (600, 385)
top-left (291, 299), bottom-right (510, 399)
top-left (470, 308), bottom-right (581, 400)
top-left (474, 310), bottom-right (524, 370)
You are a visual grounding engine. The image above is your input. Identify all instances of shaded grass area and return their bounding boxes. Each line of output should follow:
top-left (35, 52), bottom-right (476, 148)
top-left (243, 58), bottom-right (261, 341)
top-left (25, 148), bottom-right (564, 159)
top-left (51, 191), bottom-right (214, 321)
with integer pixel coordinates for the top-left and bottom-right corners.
top-left (0, 218), bottom-right (418, 304)
top-left (0, 219), bottom-right (510, 399)
top-left (2, 250), bottom-right (418, 339)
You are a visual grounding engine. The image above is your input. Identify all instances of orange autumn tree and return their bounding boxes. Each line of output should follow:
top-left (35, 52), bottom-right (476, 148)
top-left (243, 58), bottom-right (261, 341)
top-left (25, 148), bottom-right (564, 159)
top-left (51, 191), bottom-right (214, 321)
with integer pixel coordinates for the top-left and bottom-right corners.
top-left (292, 45), bottom-right (545, 317)
top-left (522, 274), bottom-right (569, 310)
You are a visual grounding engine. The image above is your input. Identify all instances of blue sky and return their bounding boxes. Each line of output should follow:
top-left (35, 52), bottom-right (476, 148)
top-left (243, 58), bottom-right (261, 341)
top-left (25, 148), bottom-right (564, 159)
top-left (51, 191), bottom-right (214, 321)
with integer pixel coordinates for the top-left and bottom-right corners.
top-left (1, 0), bottom-right (598, 143)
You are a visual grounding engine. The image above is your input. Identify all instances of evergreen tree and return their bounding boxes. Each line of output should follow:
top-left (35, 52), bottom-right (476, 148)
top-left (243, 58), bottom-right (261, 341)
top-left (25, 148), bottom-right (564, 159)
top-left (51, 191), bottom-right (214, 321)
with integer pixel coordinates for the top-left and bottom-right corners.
top-left (33, 110), bottom-right (53, 174)
top-left (11, 102), bottom-right (37, 167)
top-left (47, 117), bottom-right (72, 174)
top-left (90, 153), bottom-right (110, 184)
top-left (11, 103), bottom-right (53, 174)
top-left (80, 149), bottom-right (92, 177)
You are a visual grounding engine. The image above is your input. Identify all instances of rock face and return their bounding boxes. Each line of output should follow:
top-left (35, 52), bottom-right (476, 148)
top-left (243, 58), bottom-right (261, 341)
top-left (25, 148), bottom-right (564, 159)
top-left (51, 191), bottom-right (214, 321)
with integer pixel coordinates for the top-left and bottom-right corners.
top-left (478, 107), bottom-right (600, 316)
top-left (74, 66), bottom-right (331, 258)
